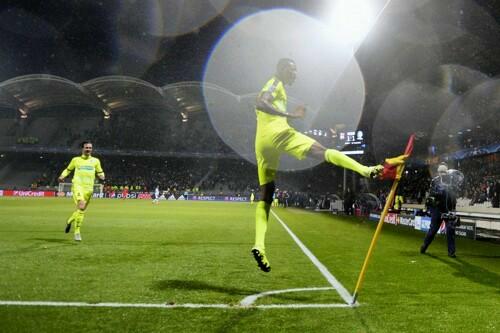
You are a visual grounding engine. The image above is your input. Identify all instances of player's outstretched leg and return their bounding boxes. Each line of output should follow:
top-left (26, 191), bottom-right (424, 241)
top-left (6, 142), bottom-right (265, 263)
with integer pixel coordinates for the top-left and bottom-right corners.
top-left (324, 149), bottom-right (383, 178)
top-left (65, 211), bottom-right (78, 233)
top-left (307, 142), bottom-right (405, 179)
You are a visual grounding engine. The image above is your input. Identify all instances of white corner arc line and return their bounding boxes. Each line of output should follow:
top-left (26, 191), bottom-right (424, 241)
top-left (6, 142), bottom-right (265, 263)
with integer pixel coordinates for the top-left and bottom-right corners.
top-left (257, 304), bottom-right (352, 309)
top-left (271, 210), bottom-right (354, 305)
top-left (240, 287), bottom-right (334, 306)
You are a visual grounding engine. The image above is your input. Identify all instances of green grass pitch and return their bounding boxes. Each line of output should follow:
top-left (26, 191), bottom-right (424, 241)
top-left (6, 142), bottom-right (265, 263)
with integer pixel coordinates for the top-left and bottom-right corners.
top-left (0, 197), bottom-right (498, 332)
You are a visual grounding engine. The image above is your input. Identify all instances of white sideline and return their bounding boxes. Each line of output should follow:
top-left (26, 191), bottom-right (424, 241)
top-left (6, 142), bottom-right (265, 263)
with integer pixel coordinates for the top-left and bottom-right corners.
top-left (271, 210), bottom-right (355, 305)
top-left (0, 301), bottom-right (229, 309)
top-left (0, 211), bottom-right (356, 310)
top-left (0, 300), bottom-right (352, 309)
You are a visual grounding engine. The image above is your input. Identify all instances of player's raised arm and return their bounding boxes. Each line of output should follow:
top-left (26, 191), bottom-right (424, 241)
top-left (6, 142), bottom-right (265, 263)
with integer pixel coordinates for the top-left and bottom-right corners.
top-left (256, 91), bottom-right (305, 119)
top-left (58, 158), bottom-right (76, 182)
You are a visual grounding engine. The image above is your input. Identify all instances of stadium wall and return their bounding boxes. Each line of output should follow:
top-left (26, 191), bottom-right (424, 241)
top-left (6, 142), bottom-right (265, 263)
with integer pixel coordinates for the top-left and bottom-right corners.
top-left (368, 211), bottom-right (482, 240)
top-left (0, 190), bottom-right (55, 197)
top-left (0, 190), bottom-right (250, 202)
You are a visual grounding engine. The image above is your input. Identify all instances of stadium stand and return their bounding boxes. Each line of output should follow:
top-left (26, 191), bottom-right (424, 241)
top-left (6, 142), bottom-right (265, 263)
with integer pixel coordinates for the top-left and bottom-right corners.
top-left (0, 76), bottom-right (498, 217)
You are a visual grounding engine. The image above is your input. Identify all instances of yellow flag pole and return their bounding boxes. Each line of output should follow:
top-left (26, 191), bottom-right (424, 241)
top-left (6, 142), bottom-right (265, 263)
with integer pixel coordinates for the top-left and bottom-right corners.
top-left (351, 134), bottom-right (415, 305)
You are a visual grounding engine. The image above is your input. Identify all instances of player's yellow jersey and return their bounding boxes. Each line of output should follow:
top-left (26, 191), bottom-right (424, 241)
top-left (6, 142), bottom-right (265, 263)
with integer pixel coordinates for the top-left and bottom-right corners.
top-left (60, 156), bottom-right (104, 190)
top-left (255, 77), bottom-right (289, 131)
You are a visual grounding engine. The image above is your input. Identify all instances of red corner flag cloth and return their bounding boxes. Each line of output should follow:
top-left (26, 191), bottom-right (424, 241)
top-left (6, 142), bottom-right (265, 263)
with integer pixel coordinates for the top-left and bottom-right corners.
top-left (379, 134), bottom-right (415, 180)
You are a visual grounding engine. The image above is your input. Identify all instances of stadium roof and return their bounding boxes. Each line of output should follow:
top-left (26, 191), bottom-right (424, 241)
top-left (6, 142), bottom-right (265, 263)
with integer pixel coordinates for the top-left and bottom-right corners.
top-left (162, 81), bottom-right (235, 120)
top-left (0, 75), bottom-right (236, 120)
top-left (83, 76), bottom-right (166, 115)
top-left (0, 74), bottom-right (102, 117)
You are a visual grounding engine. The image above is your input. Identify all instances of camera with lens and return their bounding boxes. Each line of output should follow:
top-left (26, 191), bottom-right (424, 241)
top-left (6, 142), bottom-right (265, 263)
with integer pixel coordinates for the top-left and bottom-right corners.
top-left (425, 196), bottom-right (437, 209)
top-left (440, 212), bottom-right (461, 227)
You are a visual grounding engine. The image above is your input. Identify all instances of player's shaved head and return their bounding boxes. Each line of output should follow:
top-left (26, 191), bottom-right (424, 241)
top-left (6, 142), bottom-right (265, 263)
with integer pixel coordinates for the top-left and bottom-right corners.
top-left (277, 58), bottom-right (295, 73)
top-left (276, 58), bottom-right (296, 85)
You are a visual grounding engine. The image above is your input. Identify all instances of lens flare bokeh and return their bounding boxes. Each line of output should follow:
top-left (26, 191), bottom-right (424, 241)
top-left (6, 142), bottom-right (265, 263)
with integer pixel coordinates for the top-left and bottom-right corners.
top-left (203, 9), bottom-right (366, 171)
top-left (372, 64), bottom-right (492, 162)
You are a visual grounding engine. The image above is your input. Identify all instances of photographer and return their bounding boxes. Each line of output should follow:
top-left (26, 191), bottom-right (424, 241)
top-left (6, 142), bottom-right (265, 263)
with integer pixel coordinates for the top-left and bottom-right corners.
top-left (420, 163), bottom-right (459, 258)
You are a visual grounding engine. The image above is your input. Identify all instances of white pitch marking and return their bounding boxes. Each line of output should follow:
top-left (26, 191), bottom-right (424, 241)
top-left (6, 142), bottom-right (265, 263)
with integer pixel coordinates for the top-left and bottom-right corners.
top-left (257, 303), bottom-right (352, 309)
top-left (0, 301), bottom-right (230, 309)
top-left (0, 300), bottom-right (352, 309)
top-left (271, 210), bottom-right (355, 305)
top-left (240, 287), bottom-right (334, 306)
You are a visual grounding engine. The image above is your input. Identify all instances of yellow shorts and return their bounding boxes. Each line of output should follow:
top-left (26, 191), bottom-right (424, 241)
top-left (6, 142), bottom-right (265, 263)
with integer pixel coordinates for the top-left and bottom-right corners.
top-left (255, 126), bottom-right (316, 185)
top-left (72, 186), bottom-right (93, 205)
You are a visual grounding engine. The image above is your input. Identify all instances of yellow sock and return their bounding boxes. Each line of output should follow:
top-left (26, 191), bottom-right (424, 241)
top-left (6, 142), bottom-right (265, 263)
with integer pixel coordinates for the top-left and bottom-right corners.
top-left (75, 209), bottom-right (85, 234)
top-left (324, 149), bottom-right (370, 177)
top-left (254, 201), bottom-right (271, 251)
top-left (67, 211), bottom-right (78, 225)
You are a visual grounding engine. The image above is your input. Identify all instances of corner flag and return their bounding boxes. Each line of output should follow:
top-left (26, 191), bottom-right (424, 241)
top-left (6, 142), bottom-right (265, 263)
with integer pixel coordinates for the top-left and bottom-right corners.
top-left (351, 134), bottom-right (415, 305)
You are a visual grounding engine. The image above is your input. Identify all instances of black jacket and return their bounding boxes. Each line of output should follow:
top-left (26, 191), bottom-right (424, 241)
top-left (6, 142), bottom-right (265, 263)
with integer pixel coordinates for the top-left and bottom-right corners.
top-left (428, 176), bottom-right (457, 212)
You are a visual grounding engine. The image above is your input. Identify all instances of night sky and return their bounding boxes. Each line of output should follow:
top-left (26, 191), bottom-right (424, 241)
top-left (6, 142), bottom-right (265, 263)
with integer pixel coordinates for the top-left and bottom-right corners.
top-left (2, 1), bottom-right (497, 84)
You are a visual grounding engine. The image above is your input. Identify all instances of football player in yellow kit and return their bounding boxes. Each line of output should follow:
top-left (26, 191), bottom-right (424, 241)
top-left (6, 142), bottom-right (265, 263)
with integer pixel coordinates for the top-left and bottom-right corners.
top-left (251, 58), bottom-right (395, 272)
top-left (58, 141), bottom-right (105, 241)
